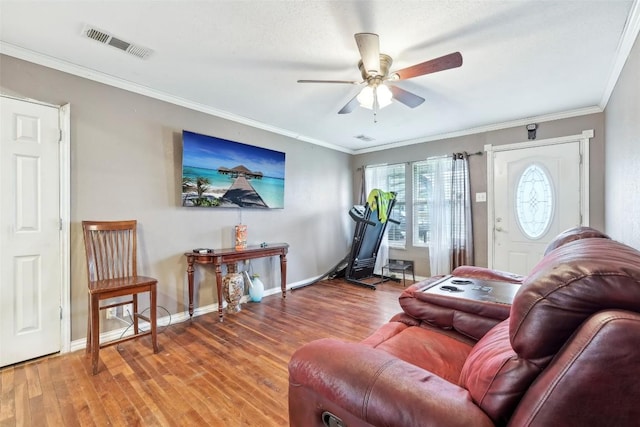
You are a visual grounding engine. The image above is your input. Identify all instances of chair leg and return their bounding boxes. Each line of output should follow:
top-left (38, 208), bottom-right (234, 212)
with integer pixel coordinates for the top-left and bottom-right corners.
top-left (151, 286), bottom-right (159, 353)
top-left (91, 295), bottom-right (100, 375)
top-left (86, 296), bottom-right (91, 355)
top-left (133, 294), bottom-right (139, 335)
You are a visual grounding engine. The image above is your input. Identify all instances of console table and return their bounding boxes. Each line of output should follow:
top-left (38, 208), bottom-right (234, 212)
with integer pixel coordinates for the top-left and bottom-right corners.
top-left (184, 243), bottom-right (289, 321)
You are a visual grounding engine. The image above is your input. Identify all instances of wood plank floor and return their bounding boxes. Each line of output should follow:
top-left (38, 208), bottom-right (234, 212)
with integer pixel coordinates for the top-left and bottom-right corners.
top-left (0, 278), bottom-right (408, 426)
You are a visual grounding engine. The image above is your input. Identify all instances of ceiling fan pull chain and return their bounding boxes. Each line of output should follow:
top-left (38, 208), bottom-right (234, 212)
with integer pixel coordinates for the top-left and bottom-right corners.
top-left (373, 87), bottom-right (379, 123)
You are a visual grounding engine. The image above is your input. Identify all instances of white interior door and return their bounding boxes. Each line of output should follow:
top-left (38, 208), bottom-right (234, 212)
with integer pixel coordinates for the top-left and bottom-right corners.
top-left (487, 131), bottom-right (591, 275)
top-left (1, 96), bottom-right (62, 366)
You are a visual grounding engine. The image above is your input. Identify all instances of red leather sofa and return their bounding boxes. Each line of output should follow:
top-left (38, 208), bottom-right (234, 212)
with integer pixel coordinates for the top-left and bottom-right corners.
top-left (288, 227), bottom-right (640, 426)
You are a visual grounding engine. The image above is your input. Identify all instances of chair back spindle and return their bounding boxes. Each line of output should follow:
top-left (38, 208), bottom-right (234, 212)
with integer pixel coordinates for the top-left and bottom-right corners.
top-left (83, 221), bottom-right (138, 281)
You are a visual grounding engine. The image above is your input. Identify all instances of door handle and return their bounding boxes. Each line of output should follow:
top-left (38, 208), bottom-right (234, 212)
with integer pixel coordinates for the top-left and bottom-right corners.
top-left (495, 226), bottom-right (504, 232)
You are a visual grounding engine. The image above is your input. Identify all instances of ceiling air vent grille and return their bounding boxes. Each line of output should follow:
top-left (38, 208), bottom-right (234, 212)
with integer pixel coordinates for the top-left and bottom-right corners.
top-left (355, 134), bottom-right (375, 142)
top-left (82, 25), bottom-right (153, 59)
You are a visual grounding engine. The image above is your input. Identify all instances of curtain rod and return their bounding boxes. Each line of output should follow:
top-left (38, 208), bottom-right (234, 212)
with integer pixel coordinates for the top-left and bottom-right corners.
top-left (453, 151), bottom-right (483, 159)
top-left (358, 151), bottom-right (483, 169)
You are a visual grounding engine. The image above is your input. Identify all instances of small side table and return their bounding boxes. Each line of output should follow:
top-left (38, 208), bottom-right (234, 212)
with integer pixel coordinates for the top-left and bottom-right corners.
top-left (382, 259), bottom-right (415, 287)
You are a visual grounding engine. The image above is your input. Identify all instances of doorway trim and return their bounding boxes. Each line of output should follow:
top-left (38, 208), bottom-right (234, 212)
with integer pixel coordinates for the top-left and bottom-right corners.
top-left (60, 102), bottom-right (71, 353)
top-left (485, 129), bottom-right (592, 269)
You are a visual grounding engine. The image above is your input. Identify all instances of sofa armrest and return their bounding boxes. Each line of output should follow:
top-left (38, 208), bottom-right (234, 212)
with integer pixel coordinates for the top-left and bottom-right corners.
top-left (399, 278), bottom-right (512, 340)
top-left (451, 265), bottom-right (525, 283)
top-left (288, 338), bottom-right (494, 427)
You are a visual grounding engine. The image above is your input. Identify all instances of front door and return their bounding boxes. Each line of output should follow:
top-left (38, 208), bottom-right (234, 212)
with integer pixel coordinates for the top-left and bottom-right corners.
top-left (0, 96), bottom-right (62, 366)
top-left (486, 131), bottom-right (591, 275)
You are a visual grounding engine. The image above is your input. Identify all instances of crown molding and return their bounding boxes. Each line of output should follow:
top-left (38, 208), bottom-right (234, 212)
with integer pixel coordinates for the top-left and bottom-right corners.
top-left (600, 0), bottom-right (640, 108)
top-left (353, 105), bottom-right (603, 155)
top-left (0, 42), bottom-right (352, 154)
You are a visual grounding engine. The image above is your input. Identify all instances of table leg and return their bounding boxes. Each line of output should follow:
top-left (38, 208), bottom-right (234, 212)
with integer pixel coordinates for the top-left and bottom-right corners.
top-left (186, 255), bottom-right (195, 318)
top-left (280, 253), bottom-right (287, 298)
top-left (214, 261), bottom-right (224, 322)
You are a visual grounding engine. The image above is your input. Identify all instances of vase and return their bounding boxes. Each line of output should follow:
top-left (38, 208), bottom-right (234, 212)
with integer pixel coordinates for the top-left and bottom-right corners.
top-left (235, 224), bottom-right (247, 250)
top-left (222, 263), bottom-right (244, 313)
top-left (249, 274), bottom-right (264, 302)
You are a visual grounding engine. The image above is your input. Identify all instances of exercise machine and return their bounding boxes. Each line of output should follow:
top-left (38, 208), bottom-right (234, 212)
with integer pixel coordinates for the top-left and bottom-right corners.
top-left (344, 190), bottom-right (399, 289)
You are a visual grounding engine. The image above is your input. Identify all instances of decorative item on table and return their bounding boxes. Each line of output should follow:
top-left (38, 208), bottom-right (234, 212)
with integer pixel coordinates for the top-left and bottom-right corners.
top-left (222, 263), bottom-right (244, 313)
top-left (249, 274), bottom-right (265, 302)
top-left (235, 224), bottom-right (247, 250)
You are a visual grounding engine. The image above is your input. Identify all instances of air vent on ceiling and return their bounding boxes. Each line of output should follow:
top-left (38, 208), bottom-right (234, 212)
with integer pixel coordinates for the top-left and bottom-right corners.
top-left (81, 25), bottom-right (153, 59)
top-left (354, 134), bottom-right (375, 142)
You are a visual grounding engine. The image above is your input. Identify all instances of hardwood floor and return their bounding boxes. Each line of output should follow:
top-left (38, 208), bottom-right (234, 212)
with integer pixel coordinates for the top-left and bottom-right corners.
top-left (0, 278), bottom-right (408, 426)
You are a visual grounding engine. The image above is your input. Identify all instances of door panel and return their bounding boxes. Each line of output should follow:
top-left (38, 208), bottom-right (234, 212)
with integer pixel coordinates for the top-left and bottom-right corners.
top-left (491, 141), bottom-right (583, 275)
top-left (1, 96), bottom-right (61, 367)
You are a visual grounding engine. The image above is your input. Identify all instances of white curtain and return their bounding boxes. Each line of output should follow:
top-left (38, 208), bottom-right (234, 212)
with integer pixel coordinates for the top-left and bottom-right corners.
top-left (364, 166), bottom-right (389, 274)
top-left (428, 156), bottom-right (451, 275)
top-left (428, 153), bottom-right (474, 275)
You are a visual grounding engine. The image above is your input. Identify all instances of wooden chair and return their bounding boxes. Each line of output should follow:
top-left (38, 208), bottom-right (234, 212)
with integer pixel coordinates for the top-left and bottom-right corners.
top-left (82, 220), bottom-right (159, 375)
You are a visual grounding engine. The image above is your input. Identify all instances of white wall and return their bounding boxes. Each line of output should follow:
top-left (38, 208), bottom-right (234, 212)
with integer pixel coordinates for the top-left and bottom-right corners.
top-left (605, 31), bottom-right (640, 246)
top-left (0, 55), bottom-right (354, 340)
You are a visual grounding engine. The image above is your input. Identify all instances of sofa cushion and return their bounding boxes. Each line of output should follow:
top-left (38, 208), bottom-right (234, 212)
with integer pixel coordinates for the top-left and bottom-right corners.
top-left (362, 322), bottom-right (474, 384)
top-left (542, 225), bottom-right (610, 255)
top-left (459, 320), bottom-right (541, 424)
top-left (511, 238), bottom-right (640, 362)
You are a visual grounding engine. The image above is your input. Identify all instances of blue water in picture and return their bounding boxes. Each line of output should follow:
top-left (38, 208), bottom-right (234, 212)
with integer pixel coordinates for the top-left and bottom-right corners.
top-left (183, 165), bottom-right (285, 208)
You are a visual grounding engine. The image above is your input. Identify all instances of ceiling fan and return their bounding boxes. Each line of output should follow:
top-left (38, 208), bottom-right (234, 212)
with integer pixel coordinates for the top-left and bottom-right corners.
top-left (298, 33), bottom-right (463, 120)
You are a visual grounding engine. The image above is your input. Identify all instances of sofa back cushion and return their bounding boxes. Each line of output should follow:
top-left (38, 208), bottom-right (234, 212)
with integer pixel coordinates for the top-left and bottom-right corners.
top-left (460, 237), bottom-right (640, 424)
top-left (510, 238), bottom-right (640, 361)
top-left (542, 225), bottom-right (609, 255)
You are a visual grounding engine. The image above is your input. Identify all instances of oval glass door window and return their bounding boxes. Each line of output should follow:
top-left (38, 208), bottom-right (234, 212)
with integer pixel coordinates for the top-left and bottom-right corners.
top-left (515, 164), bottom-right (554, 239)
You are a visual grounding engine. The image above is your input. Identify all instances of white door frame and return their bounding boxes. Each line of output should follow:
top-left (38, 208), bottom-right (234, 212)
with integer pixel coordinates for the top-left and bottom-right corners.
top-left (1, 95), bottom-right (71, 355)
top-left (60, 102), bottom-right (71, 353)
top-left (485, 129), bottom-right (592, 270)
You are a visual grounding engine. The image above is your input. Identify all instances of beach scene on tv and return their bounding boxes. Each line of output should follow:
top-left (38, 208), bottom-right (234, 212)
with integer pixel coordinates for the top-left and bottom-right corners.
top-left (181, 130), bottom-right (285, 208)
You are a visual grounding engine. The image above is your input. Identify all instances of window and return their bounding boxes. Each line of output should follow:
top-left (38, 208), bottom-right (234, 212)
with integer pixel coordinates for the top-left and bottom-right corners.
top-left (412, 161), bottom-right (433, 246)
top-left (413, 157), bottom-right (467, 246)
top-left (515, 164), bottom-right (554, 239)
top-left (365, 163), bottom-right (406, 247)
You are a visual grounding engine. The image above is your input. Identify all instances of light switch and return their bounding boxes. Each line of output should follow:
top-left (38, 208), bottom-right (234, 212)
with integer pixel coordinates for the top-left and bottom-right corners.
top-left (476, 192), bottom-right (487, 203)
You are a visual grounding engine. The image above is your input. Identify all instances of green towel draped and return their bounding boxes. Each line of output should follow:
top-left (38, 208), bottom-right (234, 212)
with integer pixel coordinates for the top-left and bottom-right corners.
top-left (367, 189), bottom-right (395, 223)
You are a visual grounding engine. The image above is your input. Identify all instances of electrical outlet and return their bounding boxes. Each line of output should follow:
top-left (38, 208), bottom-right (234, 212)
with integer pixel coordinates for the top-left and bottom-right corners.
top-left (121, 303), bottom-right (133, 319)
top-left (106, 307), bottom-right (117, 319)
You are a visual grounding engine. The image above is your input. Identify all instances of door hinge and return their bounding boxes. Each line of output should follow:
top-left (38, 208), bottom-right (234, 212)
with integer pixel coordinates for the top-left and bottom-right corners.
top-left (59, 129), bottom-right (62, 142)
top-left (59, 306), bottom-right (63, 320)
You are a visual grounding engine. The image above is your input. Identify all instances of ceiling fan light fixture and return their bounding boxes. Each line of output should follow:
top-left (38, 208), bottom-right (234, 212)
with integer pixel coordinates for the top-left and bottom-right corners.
top-left (357, 86), bottom-right (375, 109)
top-left (377, 84), bottom-right (393, 108)
top-left (357, 84), bottom-right (393, 110)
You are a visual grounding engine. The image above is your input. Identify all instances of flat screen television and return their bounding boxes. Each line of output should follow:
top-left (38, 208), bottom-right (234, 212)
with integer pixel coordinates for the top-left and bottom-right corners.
top-left (181, 130), bottom-right (285, 208)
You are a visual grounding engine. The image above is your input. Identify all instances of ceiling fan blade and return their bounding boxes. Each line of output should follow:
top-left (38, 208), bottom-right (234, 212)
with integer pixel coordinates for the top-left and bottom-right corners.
top-left (297, 79), bottom-right (361, 84)
top-left (354, 33), bottom-right (380, 76)
top-left (389, 85), bottom-right (425, 108)
top-left (392, 52), bottom-right (463, 80)
top-left (338, 95), bottom-right (360, 114)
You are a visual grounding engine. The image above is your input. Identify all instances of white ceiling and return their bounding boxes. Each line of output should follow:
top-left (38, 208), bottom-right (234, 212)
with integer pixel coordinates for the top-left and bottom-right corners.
top-left (1, 1), bottom-right (638, 153)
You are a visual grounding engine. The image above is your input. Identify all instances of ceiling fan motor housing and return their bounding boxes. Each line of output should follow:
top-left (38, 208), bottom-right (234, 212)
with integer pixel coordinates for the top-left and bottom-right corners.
top-left (359, 54), bottom-right (393, 81)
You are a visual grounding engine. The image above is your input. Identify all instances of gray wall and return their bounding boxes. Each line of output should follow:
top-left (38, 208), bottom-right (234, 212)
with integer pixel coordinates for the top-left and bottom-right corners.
top-left (352, 113), bottom-right (606, 277)
top-left (605, 31), bottom-right (640, 246)
top-left (0, 55), bottom-right (354, 341)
